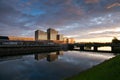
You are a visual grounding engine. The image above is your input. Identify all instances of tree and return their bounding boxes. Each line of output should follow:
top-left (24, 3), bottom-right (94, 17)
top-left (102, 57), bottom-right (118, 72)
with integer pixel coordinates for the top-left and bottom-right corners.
top-left (112, 37), bottom-right (120, 43)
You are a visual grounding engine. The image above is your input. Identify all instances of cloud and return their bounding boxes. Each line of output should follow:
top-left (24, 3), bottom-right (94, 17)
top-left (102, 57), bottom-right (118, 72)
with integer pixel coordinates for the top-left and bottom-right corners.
top-left (107, 2), bottom-right (120, 9)
top-left (0, 0), bottom-right (120, 42)
top-left (85, 0), bottom-right (100, 4)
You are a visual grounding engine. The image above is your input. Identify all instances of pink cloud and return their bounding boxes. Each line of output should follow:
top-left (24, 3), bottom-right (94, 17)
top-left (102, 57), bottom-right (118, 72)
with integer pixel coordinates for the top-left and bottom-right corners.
top-left (85, 0), bottom-right (99, 4)
top-left (107, 2), bottom-right (120, 9)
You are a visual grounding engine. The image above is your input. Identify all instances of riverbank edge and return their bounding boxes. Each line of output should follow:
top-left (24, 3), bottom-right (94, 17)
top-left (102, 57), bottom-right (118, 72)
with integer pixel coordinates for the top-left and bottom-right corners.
top-left (0, 44), bottom-right (68, 56)
top-left (65, 55), bottom-right (120, 80)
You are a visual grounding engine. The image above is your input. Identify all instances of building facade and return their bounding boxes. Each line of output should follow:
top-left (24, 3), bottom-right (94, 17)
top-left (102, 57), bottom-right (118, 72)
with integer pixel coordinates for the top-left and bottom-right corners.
top-left (35, 30), bottom-right (47, 40)
top-left (34, 28), bottom-right (75, 43)
top-left (67, 38), bottom-right (75, 44)
top-left (57, 34), bottom-right (63, 41)
top-left (0, 36), bottom-right (34, 41)
top-left (63, 37), bottom-right (75, 44)
top-left (47, 28), bottom-right (58, 40)
top-left (63, 37), bottom-right (68, 43)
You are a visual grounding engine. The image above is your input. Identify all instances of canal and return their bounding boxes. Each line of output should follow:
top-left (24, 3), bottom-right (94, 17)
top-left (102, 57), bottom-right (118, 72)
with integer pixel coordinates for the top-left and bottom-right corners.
top-left (0, 51), bottom-right (115, 80)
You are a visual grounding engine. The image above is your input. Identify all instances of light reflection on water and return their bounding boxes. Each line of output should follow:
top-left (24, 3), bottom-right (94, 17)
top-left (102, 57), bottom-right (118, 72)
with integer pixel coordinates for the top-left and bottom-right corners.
top-left (98, 47), bottom-right (111, 51)
top-left (0, 51), bottom-right (115, 80)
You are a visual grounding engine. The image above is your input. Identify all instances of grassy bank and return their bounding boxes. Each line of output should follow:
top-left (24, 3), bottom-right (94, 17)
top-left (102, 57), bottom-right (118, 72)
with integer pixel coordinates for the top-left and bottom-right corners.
top-left (66, 55), bottom-right (120, 80)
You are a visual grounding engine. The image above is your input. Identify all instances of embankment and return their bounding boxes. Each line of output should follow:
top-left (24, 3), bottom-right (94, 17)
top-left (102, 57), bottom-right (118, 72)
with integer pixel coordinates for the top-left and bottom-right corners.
top-left (65, 55), bottom-right (120, 80)
top-left (0, 45), bottom-right (68, 56)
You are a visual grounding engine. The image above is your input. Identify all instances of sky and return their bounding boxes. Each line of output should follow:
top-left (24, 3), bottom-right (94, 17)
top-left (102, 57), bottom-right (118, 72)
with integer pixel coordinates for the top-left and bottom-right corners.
top-left (0, 0), bottom-right (120, 42)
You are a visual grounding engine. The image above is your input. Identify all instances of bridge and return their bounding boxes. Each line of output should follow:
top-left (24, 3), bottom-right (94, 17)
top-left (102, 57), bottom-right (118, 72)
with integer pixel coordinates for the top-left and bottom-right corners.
top-left (68, 43), bottom-right (120, 53)
top-left (0, 40), bottom-right (120, 54)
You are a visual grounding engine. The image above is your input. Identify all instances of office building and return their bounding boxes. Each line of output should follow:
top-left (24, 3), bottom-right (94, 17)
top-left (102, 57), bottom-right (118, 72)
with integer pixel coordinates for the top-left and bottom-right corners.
top-left (63, 37), bottom-right (68, 43)
top-left (34, 28), bottom-right (75, 43)
top-left (35, 30), bottom-right (47, 40)
top-left (47, 28), bottom-right (58, 40)
top-left (57, 34), bottom-right (63, 41)
top-left (63, 37), bottom-right (75, 44)
top-left (67, 38), bottom-right (75, 44)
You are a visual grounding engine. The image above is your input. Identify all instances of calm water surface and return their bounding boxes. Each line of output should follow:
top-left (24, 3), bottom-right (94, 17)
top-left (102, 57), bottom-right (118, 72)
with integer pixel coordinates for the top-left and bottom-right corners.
top-left (0, 51), bottom-right (115, 80)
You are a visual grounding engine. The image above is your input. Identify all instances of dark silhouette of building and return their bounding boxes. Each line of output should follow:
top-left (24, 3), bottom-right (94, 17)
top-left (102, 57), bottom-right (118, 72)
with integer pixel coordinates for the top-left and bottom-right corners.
top-left (0, 36), bottom-right (9, 40)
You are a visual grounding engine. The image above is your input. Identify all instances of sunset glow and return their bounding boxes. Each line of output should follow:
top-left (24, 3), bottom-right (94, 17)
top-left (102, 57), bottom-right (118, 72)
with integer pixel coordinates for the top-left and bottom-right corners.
top-left (0, 0), bottom-right (119, 42)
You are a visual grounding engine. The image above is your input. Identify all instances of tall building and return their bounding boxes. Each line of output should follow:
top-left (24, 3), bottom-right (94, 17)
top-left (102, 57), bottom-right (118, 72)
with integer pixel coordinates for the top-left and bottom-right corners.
top-left (57, 34), bottom-right (63, 41)
top-left (47, 28), bottom-right (58, 40)
top-left (34, 28), bottom-right (75, 43)
top-left (35, 30), bottom-right (47, 40)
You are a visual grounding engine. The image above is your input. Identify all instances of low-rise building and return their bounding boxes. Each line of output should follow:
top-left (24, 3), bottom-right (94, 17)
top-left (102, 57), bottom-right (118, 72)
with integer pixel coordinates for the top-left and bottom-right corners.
top-left (67, 38), bottom-right (75, 44)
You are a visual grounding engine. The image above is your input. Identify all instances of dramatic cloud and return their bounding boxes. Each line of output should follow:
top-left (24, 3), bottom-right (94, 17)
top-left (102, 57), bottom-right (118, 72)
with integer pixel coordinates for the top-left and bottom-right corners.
top-left (107, 2), bottom-right (120, 9)
top-left (85, 0), bottom-right (99, 4)
top-left (0, 0), bottom-right (120, 42)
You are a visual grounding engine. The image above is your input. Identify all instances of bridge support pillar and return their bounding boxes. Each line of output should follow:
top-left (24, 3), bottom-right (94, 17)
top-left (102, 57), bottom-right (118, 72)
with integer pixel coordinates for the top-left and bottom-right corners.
top-left (94, 46), bottom-right (98, 51)
top-left (111, 46), bottom-right (114, 52)
top-left (80, 46), bottom-right (84, 51)
top-left (111, 46), bottom-right (118, 53)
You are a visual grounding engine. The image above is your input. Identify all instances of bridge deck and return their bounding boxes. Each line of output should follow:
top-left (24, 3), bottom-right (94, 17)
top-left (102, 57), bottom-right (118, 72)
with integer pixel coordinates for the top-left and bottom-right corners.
top-left (75, 43), bottom-right (120, 47)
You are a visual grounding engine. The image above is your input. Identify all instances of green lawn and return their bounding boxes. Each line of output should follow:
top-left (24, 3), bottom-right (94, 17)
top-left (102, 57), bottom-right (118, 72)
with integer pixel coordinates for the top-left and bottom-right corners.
top-left (65, 55), bottom-right (120, 80)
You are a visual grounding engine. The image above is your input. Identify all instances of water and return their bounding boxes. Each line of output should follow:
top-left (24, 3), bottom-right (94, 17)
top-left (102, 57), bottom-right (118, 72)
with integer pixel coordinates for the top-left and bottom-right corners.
top-left (75, 46), bottom-right (112, 51)
top-left (0, 51), bottom-right (115, 80)
top-left (98, 47), bottom-right (111, 51)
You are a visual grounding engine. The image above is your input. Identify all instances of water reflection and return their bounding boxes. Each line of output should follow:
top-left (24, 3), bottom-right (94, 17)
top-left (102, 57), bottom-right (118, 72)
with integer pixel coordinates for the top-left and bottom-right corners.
top-left (47, 53), bottom-right (58, 62)
top-left (0, 51), bottom-right (115, 80)
top-left (35, 51), bottom-right (63, 62)
top-left (35, 53), bottom-right (47, 60)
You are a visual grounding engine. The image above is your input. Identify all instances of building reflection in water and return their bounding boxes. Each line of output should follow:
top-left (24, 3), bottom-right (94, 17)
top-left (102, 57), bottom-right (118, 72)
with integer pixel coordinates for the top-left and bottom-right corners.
top-left (47, 52), bottom-right (58, 62)
top-left (34, 51), bottom-right (63, 62)
top-left (56, 51), bottom-right (63, 55)
top-left (35, 53), bottom-right (48, 60)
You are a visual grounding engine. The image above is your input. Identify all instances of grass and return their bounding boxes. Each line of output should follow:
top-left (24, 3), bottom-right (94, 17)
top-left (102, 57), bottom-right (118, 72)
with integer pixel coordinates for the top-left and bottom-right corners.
top-left (65, 55), bottom-right (120, 80)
